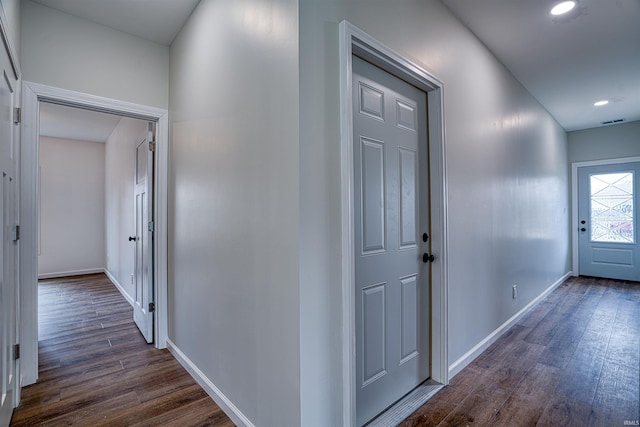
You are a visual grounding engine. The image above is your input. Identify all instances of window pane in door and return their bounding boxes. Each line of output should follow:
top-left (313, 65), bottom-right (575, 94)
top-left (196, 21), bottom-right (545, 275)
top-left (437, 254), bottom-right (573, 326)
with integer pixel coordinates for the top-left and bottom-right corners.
top-left (590, 172), bottom-right (634, 243)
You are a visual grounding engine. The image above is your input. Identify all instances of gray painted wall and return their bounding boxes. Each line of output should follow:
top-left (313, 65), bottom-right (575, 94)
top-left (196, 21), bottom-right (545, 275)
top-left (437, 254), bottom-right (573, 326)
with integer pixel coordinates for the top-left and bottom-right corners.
top-left (299, 1), bottom-right (570, 424)
top-left (20, 0), bottom-right (169, 109)
top-left (171, 0), bottom-right (571, 425)
top-left (168, 1), bottom-right (300, 426)
top-left (568, 120), bottom-right (640, 163)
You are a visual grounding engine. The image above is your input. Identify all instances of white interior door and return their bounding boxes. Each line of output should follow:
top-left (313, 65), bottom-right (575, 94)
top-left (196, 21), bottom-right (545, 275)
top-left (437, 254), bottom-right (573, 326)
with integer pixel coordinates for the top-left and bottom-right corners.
top-left (578, 162), bottom-right (640, 281)
top-left (353, 56), bottom-right (431, 426)
top-left (0, 47), bottom-right (19, 425)
top-left (133, 124), bottom-right (155, 343)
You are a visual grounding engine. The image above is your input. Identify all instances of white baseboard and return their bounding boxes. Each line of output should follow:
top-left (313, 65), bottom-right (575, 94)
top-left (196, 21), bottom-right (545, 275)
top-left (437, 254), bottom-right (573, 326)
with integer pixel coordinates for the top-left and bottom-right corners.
top-left (166, 339), bottom-right (255, 427)
top-left (104, 269), bottom-right (134, 307)
top-left (448, 271), bottom-right (572, 378)
top-left (38, 268), bottom-right (105, 279)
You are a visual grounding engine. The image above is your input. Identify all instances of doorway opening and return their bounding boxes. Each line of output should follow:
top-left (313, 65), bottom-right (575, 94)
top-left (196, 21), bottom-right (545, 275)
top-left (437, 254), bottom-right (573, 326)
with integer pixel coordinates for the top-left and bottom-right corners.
top-left (20, 82), bottom-right (169, 386)
top-left (37, 101), bottom-right (155, 342)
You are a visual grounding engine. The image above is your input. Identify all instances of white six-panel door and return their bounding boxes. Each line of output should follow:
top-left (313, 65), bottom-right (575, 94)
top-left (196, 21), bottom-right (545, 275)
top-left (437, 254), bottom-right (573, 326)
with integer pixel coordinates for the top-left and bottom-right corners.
top-left (133, 126), bottom-right (155, 343)
top-left (353, 56), bottom-right (431, 426)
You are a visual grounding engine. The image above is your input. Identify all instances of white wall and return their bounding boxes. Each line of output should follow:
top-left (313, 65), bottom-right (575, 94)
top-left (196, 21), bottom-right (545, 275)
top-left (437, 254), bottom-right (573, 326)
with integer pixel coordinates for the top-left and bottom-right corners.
top-left (568, 120), bottom-right (640, 163)
top-left (105, 117), bottom-right (148, 302)
top-left (20, 0), bottom-right (169, 109)
top-left (169, 1), bottom-right (299, 426)
top-left (299, 1), bottom-right (570, 425)
top-left (38, 137), bottom-right (105, 277)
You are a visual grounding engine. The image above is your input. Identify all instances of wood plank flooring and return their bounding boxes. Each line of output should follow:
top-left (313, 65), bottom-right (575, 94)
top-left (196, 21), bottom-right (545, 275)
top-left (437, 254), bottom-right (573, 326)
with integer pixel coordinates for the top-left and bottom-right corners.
top-left (10, 274), bottom-right (235, 427)
top-left (401, 276), bottom-right (640, 427)
top-left (9, 275), bottom-right (640, 426)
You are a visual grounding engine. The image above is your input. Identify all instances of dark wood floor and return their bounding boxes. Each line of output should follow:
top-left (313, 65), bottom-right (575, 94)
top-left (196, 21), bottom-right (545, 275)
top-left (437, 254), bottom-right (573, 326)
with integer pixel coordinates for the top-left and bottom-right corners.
top-left (9, 275), bottom-right (640, 426)
top-left (401, 276), bottom-right (640, 427)
top-left (10, 274), bottom-right (235, 427)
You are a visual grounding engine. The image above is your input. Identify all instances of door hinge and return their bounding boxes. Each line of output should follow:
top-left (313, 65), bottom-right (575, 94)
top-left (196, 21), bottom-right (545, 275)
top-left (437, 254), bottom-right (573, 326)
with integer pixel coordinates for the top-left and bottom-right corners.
top-left (13, 344), bottom-right (20, 360)
top-left (148, 302), bottom-right (155, 313)
top-left (13, 107), bottom-right (21, 124)
top-left (11, 225), bottom-right (19, 241)
top-left (149, 140), bottom-right (156, 152)
top-left (148, 220), bottom-right (154, 233)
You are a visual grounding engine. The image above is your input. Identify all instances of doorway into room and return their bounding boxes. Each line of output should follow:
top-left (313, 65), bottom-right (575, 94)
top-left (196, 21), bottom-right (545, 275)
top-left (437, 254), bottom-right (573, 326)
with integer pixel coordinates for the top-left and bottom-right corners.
top-left (37, 102), bottom-right (156, 342)
top-left (20, 82), bottom-right (169, 387)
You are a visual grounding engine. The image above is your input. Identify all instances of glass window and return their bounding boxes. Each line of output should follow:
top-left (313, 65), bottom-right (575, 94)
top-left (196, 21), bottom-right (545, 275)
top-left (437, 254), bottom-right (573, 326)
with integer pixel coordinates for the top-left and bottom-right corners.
top-left (590, 172), bottom-right (634, 243)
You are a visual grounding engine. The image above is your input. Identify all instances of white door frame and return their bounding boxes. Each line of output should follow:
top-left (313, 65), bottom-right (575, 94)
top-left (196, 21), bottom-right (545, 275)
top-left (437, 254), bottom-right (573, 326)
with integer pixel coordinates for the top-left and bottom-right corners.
top-left (339, 21), bottom-right (449, 426)
top-left (571, 155), bottom-right (640, 277)
top-left (19, 81), bottom-right (169, 386)
top-left (0, 9), bottom-right (21, 416)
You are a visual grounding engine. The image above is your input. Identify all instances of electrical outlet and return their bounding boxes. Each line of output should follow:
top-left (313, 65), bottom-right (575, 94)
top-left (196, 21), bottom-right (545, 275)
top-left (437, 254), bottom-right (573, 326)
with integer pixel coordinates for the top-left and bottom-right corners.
top-left (512, 284), bottom-right (517, 300)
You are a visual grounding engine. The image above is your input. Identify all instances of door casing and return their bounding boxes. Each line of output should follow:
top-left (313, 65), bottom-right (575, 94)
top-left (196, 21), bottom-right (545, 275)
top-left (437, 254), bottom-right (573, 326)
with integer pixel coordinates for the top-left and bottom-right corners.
top-left (339, 21), bottom-right (449, 426)
top-left (19, 81), bottom-right (169, 386)
top-left (0, 36), bottom-right (20, 422)
top-left (571, 155), bottom-right (640, 277)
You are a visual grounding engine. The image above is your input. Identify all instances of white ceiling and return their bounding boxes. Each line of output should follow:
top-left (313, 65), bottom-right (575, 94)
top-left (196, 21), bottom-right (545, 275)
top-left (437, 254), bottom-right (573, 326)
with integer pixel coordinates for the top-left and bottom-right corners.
top-left (441, 0), bottom-right (640, 131)
top-left (34, 0), bottom-right (639, 137)
top-left (40, 102), bottom-right (122, 143)
top-left (31, 0), bottom-right (200, 46)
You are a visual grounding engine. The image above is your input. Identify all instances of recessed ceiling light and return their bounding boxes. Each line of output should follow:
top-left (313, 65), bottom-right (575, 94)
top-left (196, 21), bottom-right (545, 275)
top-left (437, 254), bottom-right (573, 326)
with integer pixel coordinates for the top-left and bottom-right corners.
top-left (550, 1), bottom-right (576, 15)
top-left (594, 100), bottom-right (609, 107)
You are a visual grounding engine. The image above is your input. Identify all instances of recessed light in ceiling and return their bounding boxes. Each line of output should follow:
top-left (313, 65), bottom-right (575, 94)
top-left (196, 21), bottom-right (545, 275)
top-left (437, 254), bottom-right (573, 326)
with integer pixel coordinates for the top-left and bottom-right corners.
top-left (594, 100), bottom-right (609, 107)
top-left (550, 1), bottom-right (576, 16)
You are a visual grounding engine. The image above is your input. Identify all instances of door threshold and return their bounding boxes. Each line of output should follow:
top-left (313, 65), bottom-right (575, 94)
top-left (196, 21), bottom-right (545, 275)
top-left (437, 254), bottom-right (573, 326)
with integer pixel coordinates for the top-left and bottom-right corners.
top-left (366, 379), bottom-right (443, 426)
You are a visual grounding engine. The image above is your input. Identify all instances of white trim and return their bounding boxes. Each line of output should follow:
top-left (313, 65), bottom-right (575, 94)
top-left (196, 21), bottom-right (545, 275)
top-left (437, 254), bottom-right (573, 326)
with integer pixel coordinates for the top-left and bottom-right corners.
top-left (0, 4), bottom-right (21, 410)
top-left (19, 82), bottom-right (39, 386)
top-left (105, 269), bottom-right (135, 307)
top-left (448, 271), bottom-right (572, 378)
top-left (154, 113), bottom-right (169, 348)
top-left (20, 81), bottom-right (169, 386)
top-left (166, 339), bottom-right (255, 427)
top-left (339, 21), bottom-right (449, 426)
top-left (570, 156), bottom-right (640, 276)
top-left (38, 268), bottom-right (105, 279)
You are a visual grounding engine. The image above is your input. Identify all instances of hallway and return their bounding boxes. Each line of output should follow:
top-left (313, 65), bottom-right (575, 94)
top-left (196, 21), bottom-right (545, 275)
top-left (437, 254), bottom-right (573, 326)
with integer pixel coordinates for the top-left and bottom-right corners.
top-left (10, 274), bottom-right (234, 426)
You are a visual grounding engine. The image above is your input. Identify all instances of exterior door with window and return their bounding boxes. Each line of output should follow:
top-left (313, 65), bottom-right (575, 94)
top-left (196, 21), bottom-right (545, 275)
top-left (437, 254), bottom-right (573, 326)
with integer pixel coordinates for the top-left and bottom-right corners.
top-left (578, 162), bottom-right (640, 281)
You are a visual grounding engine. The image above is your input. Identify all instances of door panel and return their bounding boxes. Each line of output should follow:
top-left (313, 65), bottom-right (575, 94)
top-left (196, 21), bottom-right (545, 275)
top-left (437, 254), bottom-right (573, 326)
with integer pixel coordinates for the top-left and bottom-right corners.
top-left (399, 148), bottom-right (417, 249)
top-left (362, 283), bottom-right (386, 386)
top-left (133, 126), bottom-right (155, 343)
top-left (578, 162), bottom-right (640, 281)
top-left (400, 274), bottom-right (418, 363)
top-left (353, 56), bottom-right (430, 426)
top-left (360, 137), bottom-right (386, 254)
